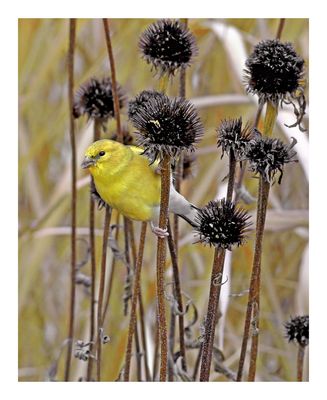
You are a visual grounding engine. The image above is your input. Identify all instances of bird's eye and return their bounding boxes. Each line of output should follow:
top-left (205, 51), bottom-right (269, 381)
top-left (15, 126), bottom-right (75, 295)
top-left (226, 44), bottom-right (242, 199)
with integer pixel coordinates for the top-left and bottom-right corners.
top-left (99, 151), bottom-right (105, 157)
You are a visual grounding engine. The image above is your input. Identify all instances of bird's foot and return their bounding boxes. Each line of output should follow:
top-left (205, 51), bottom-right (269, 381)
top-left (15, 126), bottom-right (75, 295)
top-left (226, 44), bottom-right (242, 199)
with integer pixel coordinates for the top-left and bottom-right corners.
top-left (150, 222), bottom-right (169, 238)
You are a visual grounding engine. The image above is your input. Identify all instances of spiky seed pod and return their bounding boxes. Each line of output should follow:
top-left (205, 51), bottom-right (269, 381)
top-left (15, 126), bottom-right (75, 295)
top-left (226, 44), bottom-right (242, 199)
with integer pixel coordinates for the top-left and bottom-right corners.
top-left (73, 77), bottom-right (126, 122)
top-left (284, 315), bottom-right (309, 347)
top-left (194, 199), bottom-right (251, 250)
top-left (244, 39), bottom-right (306, 130)
top-left (217, 117), bottom-right (254, 159)
top-left (244, 131), bottom-right (298, 184)
top-left (110, 125), bottom-right (134, 145)
top-left (128, 90), bottom-right (163, 120)
top-left (129, 92), bottom-right (204, 161)
top-left (139, 19), bottom-right (198, 76)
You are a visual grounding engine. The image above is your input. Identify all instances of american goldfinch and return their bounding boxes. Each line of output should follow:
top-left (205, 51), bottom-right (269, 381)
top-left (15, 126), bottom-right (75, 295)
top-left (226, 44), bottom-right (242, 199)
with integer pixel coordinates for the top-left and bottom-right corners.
top-left (81, 139), bottom-right (198, 237)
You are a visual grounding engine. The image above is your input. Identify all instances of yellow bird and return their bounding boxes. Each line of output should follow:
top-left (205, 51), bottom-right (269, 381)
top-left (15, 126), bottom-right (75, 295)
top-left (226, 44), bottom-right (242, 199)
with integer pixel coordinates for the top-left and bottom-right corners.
top-left (81, 139), bottom-right (198, 237)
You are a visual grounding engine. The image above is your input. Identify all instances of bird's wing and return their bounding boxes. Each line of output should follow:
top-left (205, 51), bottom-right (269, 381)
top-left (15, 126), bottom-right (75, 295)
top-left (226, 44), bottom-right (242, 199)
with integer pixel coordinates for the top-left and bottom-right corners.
top-left (128, 145), bottom-right (160, 173)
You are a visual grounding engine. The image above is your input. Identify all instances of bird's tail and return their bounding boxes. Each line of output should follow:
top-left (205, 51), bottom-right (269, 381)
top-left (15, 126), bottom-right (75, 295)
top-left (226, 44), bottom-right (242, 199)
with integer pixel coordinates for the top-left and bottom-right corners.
top-left (169, 185), bottom-right (199, 228)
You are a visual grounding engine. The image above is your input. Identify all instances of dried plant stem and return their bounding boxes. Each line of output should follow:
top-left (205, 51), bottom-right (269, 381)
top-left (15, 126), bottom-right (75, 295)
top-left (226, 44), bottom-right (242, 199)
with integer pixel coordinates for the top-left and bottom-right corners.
top-left (167, 221), bottom-right (187, 372)
top-left (297, 345), bottom-right (305, 381)
top-left (156, 154), bottom-right (171, 381)
top-left (128, 222), bottom-right (151, 381)
top-left (247, 178), bottom-right (270, 381)
top-left (123, 222), bottom-right (147, 381)
top-left (236, 177), bottom-right (270, 381)
top-left (64, 18), bottom-right (76, 382)
top-left (199, 152), bottom-right (236, 381)
top-left (102, 18), bottom-right (122, 141)
top-left (102, 212), bottom-right (120, 324)
top-left (153, 324), bottom-right (160, 380)
top-left (199, 247), bottom-right (226, 381)
top-left (263, 101), bottom-right (278, 137)
top-left (276, 18), bottom-right (286, 40)
top-left (96, 205), bottom-right (112, 381)
top-left (87, 119), bottom-right (102, 381)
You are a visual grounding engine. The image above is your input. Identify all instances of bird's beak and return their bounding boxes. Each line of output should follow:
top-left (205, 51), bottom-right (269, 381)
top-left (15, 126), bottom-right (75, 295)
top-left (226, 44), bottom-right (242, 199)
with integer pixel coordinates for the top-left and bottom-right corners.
top-left (81, 156), bottom-right (95, 169)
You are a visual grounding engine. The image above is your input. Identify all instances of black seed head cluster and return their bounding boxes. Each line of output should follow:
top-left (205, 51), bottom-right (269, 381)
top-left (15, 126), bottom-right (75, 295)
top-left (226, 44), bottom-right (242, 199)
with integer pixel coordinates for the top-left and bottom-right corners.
top-left (244, 39), bottom-right (305, 105)
top-left (139, 19), bottom-right (198, 76)
top-left (129, 91), bottom-right (204, 160)
top-left (110, 125), bottom-right (134, 146)
top-left (194, 199), bottom-right (251, 250)
top-left (73, 77), bottom-right (126, 121)
top-left (285, 315), bottom-right (309, 347)
top-left (128, 90), bottom-right (163, 119)
top-left (217, 117), bottom-right (254, 159)
top-left (245, 133), bottom-right (298, 184)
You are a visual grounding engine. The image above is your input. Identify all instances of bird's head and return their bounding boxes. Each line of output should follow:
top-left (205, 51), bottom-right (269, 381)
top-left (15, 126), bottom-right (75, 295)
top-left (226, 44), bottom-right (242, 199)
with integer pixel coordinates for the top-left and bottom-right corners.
top-left (81, 139), bottom-right (128, 175)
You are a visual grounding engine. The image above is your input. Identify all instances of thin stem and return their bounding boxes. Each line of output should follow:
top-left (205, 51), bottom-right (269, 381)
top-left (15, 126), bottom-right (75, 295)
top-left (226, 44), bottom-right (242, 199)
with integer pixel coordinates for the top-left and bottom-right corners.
top-left (87, 119), bottom-right (102, 381)
top-left (199, 248), bottom-right (226, 381)
top-left (102, 213), bottom-right (120, 324)
top-left (123, 222), bottom-right (147, 381)
top-left (156, 154), bottom-right (171, 381)
top-left (297, 345), bottom-right (305, 381)
top-left (96, 205), bottom-right (112, 381)
top-left (247, 178), bottom-right (270, 381)
top-left (102, 18), bottom-right (122, 142)
top-left (263, 101), bottom-right (278, 137)
top-left (152, 323), bottom-right (160, 381)
top-left (64, 18), bottom-right (76, 382)
top-left (199, 151), bottom-right (236, 381)
top-left (167, 221), bottom-right (187, 372)
top-left (128, 221), bottom-right (151, 381)
top-left (276, 18), bottom-right (286, 40)
top-left (193, 344), bottom-right (203, 381)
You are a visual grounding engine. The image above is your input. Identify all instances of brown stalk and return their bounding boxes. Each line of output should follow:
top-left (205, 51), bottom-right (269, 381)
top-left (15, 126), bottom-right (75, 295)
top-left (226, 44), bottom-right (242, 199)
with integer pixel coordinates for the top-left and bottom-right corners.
top-left (156, 154), bottom-right (171, 381)
top-left (247, 178), bottom-right (270, 381)
top-left (128, 221), bottom-right (151, 381)
top-left (102, 18), bottom-right (122, 141)
top-left (96, 205), bottom-right (112, 381)
top-left (297, 345), bottom-right (305, 381)
top-left (64, 18), bottom-right (76, 382)
top-left (87, 119), bottom-right (102, 381)
top-left (199, 151), bottom-right (236, 381)
top-left (93, 18), bottom-right (122, 382)
top-left (168, 18), bottom-right (188, 379)
top-left (123, 222), bottom-right (147, 381)
top-left (167, 221), bottom-right (187, 373)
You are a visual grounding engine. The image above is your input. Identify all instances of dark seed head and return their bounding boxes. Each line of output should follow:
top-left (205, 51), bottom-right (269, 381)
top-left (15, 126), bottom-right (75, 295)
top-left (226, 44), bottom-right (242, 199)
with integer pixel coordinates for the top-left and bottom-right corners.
top-left (244, 131), bottom-right (298, 184)
top-left (244, 39), bottom-right (304, 104)
top-left (73, 77), bottom-right (126, 121)
top-left (194, 199), bottom-right (251, 250)
top-left (217, 117), bottom-right (254, 159)
top-left (129, 92), bottom-right (204, 161)
top-left (284, 315), bottom-right (309, 347)
top-left (139, 19), bottom-right (198, 76)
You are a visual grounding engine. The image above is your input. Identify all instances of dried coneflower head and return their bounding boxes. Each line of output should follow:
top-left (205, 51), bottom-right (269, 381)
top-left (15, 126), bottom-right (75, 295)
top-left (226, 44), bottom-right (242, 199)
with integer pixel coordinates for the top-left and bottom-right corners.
top-left (110, 124), bottom-right (135, 145)
top-left (129, 92), bottom-right (203, 161)
top-left (244, 39), bottom-right (306, 130)
top-left (73, 77), bottom-right (126, 122)
top-left (217, 117), bottom-right (254, 159)
top-left (194, 199), bottom-right (251, 250)
top-left (139, 19), bottom-right (198, 76)
top-left (284, 315), bottom-right (309, 347)
top-left (244, 131), bottom-right (298, 184)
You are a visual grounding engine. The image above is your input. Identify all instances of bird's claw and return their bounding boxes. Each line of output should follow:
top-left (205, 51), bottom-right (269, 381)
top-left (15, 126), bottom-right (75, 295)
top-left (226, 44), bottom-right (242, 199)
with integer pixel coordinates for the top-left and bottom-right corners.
top-left (151, 223), bottom-right (169, 238)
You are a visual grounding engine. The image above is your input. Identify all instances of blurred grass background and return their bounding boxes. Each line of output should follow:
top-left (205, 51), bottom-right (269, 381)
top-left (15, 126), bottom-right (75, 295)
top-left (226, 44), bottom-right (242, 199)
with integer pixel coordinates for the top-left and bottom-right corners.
top-left (18, 18), bottom-right (309, 381)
